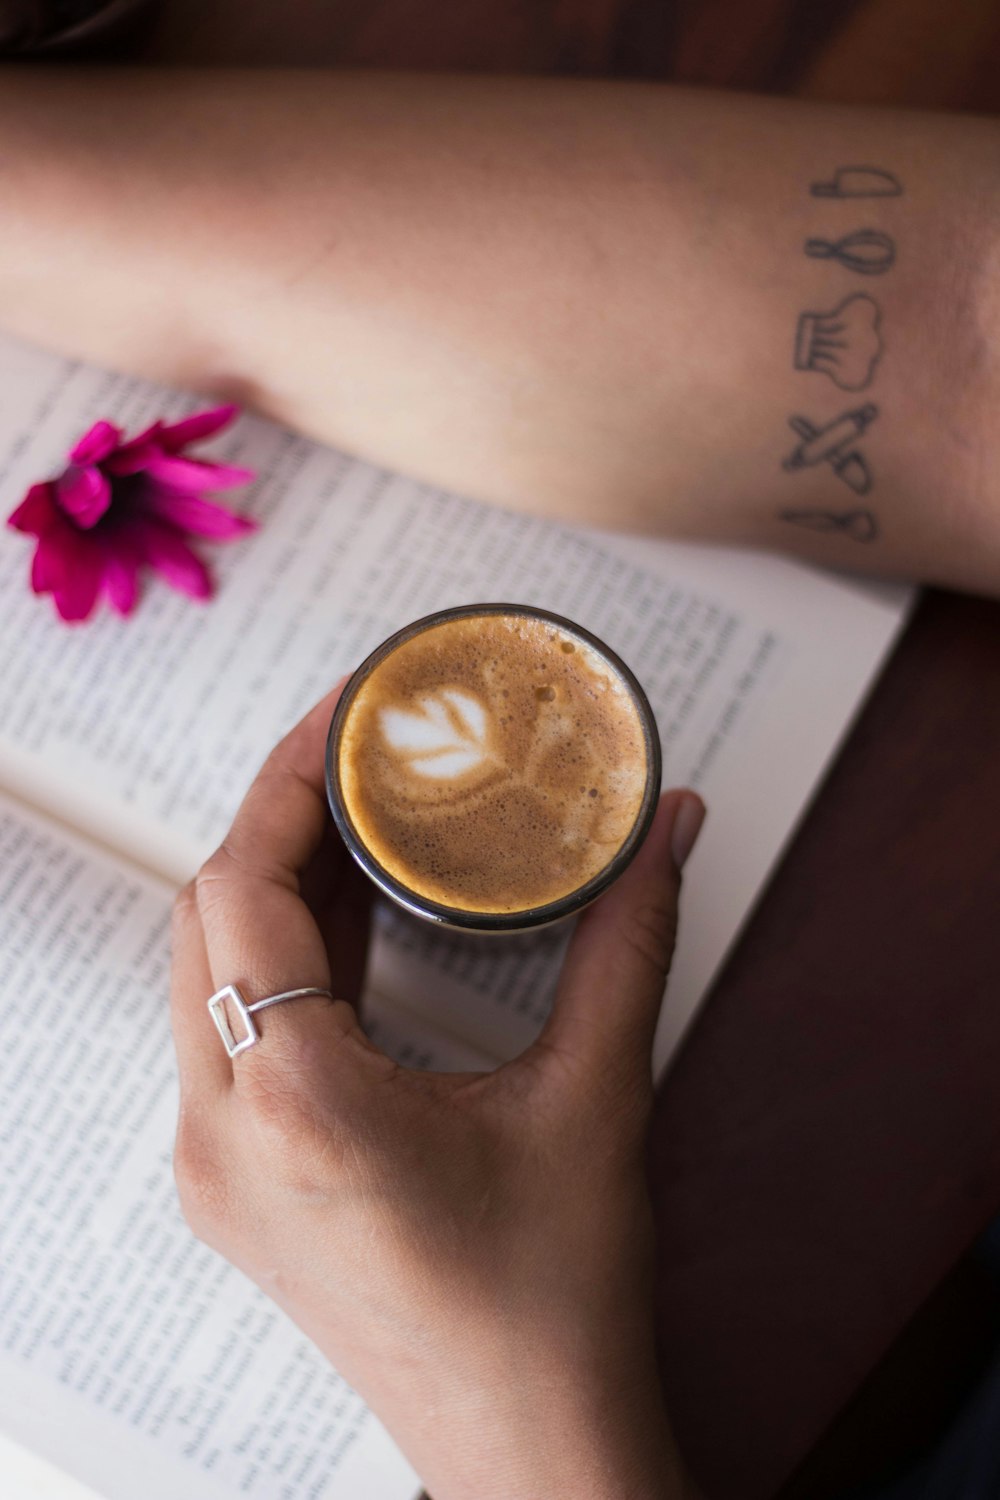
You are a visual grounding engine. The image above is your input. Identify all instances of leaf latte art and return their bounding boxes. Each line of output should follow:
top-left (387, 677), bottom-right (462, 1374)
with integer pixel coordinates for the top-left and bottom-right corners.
top-left (336, 612), bottom-right (651, 914)
top-left (380, 689), bottom-right (492, 780)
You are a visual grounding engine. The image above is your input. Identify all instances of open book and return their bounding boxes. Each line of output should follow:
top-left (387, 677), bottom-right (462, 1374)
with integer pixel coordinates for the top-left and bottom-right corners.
top-left (0, 332), bottom-right (912, 1500)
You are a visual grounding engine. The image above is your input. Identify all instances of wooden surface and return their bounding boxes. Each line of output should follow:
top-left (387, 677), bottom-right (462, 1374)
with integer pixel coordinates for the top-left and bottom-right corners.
top-left (652, 588), bottom-right (1000, 1497)
top-left (126, 4), bottom-right (1000, 1496)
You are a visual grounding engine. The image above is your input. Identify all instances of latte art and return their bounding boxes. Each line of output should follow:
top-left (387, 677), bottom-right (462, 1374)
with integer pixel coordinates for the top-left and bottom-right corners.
top-left (333, 609), bottom-right (655, 917)
top-left (380, 688), bottom-right (493, 780)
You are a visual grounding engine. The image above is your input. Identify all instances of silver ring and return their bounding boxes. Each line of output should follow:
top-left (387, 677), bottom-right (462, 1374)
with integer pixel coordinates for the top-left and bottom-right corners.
top-left (207, 983), bottom-right (334, 1058)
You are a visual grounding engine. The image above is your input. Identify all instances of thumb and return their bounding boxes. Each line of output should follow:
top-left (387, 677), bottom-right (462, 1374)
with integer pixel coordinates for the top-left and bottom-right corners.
top-left (531, 790), bottom-right (706, 1090)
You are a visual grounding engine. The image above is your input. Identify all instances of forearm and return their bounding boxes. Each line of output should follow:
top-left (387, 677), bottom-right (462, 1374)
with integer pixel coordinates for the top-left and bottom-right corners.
top-left (1, 68), bottom-right (998, 590)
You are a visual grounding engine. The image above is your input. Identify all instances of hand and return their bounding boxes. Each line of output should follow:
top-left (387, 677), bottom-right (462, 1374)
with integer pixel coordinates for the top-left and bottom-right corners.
top-left (170, 683), bottom-right (706, 1500)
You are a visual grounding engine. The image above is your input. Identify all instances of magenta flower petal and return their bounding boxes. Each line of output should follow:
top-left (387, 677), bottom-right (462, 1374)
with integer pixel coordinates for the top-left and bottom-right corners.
top-left (69, 420), bottom-right (121, 466)
top-left (103, 439), bottom-right (165, 476)
top-left (8, 482), bottom-right (59, 537)
top-left (133, 519), bottom-right (213, 599)
top-left (142, 486), bottom-right (258, 539)
top-left (49, 532), bottom-right (104, 622)
top-left (158, 404), bottom-right (239, 451)
top-left (55, 465), bottom-right (112, 529)
top-left (145, 453), bottom-right (256, 491)
top-left (27, 503), bottom-right (106, 620)
top-left (116, 420), bottom-right (163, 449)
top-left (30, 548), bottom-right (50, 593)
top-left (30, 529), bottom-right (69, 593)
top-left (102, 548), bottom-right (141, 616)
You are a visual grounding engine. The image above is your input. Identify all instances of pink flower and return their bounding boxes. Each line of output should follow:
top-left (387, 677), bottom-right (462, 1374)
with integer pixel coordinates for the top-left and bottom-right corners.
top-left (7, 404), bottom-right (257, 623)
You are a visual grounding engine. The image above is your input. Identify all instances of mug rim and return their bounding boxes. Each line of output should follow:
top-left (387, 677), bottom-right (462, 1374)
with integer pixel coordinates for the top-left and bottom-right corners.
top-left (325, 602), bottom-right (662, 932)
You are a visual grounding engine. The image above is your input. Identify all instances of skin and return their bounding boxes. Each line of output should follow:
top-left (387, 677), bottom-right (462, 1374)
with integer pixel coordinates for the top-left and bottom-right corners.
top-left (0, 69), bottom-right (997, 591)
top-left (171, 684), bottom-right (706, 1500)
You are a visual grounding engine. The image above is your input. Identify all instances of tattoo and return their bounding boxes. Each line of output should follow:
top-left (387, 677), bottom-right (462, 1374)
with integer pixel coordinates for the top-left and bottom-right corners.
top-left (794, 293), bottom-right (883, 391)
top-left (779, 163), bottom-right (902, 538)
top-left (778, 508), bottom-right (878, 542)
top-left (804, 228), bottom-right (895, 275)
top-left (810, 166), bottom-right (903, 199)
top-left (782, 403), bottom-right (878, 495)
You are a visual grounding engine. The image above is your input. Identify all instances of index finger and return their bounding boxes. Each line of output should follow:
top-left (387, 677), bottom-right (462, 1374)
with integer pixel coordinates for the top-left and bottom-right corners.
top-left (217, 677), bottom-right (347, 890)
top-left (170, 877), bottom-right (231, 1097)
top-left (169, 679), bottom-right (347, 1077)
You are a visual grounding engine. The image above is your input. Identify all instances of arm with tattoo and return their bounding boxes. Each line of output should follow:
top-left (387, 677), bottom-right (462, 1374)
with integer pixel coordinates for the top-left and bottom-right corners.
top-left (0, 70), bottom-right (996, 591)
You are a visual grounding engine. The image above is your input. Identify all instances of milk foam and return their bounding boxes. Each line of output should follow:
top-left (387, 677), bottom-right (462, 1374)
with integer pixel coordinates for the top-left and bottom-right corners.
top-left (337, 612), bottom-right (650, 913)
top-left (380, 689), bottom-right (491, 778)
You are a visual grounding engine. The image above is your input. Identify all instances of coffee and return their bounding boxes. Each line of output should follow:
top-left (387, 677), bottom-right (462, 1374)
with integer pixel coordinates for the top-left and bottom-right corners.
top-left (328, 606), bottom-right (659, 926)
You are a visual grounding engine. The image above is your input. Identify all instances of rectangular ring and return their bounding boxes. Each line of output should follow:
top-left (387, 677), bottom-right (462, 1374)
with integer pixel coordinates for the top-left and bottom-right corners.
top-left (207, 983), bottom-right (260, 1058)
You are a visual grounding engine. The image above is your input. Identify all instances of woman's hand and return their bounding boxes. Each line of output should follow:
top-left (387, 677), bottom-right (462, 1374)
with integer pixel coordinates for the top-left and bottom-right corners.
top-left (170, 683), bottom-right (705, 1500)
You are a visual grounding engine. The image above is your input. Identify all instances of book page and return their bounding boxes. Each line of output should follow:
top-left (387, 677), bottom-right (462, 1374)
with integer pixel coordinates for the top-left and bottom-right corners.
top-left (363, 988), bottom-right (497, 1073)
top-left (0, 795), bottom-right (431, 1500)
top-left (0, 1432), bottom-right (103, 1500)
top-left (0, 335), bottom-right (911, 1076)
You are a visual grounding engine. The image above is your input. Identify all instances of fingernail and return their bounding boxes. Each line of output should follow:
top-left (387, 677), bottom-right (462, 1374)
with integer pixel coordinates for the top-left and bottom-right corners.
top-left (671, 794), bottom-right (706, 871)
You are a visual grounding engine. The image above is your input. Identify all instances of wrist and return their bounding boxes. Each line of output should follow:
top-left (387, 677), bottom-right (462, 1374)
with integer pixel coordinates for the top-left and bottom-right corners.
top-left (349, 1329), bottom-right (693, 1500)
top-left (424, 1390), bottom-right (687, 1500)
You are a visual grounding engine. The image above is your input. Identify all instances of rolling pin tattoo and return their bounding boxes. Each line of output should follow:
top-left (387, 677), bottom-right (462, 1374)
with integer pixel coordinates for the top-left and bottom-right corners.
top-left (783, 402), bottom-right (878, 495)
top-left (810, 166), bottom-right (903, 199)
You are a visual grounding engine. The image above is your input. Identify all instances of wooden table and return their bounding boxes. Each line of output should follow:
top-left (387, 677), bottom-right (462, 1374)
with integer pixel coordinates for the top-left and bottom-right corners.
top-left (111, 4), bottom-right (1000, 1492)
top-left (651, 587), bottom-right (1000, 1496)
